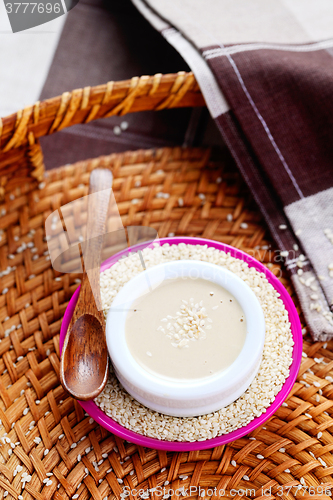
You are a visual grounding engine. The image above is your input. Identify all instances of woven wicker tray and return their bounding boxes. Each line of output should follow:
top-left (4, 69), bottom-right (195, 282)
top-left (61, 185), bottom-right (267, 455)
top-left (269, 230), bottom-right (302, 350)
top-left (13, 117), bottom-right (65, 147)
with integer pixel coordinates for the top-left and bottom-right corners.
top-left (0, 72), bottom-right (332, 499)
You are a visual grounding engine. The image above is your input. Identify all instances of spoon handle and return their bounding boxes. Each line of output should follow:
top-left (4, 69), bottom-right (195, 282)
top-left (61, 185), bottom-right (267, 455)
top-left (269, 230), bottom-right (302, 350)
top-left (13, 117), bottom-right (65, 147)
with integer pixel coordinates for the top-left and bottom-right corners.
top-left (80, 169), bottom-right (113, 313)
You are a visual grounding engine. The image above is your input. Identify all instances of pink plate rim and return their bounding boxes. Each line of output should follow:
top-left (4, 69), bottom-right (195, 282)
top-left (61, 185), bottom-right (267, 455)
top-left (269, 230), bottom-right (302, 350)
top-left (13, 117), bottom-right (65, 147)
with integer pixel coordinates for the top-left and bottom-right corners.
top-left (59, 236), bottom-right (302, 451)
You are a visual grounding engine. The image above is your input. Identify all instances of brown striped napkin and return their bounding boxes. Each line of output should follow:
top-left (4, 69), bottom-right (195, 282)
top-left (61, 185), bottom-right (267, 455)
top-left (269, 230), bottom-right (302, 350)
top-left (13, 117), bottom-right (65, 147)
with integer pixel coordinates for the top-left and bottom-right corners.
top-left (133, 0), bottom-right (333, 340)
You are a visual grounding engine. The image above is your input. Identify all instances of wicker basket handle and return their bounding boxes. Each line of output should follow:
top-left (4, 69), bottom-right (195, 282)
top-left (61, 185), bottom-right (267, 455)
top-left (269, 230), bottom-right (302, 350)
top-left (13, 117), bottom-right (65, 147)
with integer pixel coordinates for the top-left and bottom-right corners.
top-left (0, 72), bottom-right (204, 194)
top-left (0, 72), bottom-right (204, 152)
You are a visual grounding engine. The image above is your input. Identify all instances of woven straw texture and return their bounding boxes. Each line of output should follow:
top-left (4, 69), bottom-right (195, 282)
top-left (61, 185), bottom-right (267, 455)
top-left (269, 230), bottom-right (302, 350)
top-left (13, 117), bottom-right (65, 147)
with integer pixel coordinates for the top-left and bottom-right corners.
top-left (0, 73), bottom-right (332, 499)
top-left (0, 72), bottom-right (204, 196)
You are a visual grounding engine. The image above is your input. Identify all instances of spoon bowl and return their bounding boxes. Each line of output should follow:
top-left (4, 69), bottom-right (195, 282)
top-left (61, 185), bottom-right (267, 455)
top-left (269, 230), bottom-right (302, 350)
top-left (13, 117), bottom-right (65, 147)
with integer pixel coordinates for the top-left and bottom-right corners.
top-left (61, 314), bottom-right (109, 399)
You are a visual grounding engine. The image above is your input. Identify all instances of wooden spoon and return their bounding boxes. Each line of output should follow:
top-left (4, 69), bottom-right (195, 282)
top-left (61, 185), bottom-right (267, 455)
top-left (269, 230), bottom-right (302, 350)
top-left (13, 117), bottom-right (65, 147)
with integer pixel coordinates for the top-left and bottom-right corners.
top-left (60, 168), bottom-right (112, 400)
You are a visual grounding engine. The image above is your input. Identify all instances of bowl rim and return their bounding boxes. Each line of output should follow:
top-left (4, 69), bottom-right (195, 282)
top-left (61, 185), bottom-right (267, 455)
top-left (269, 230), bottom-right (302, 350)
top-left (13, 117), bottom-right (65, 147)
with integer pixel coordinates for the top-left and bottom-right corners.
top-left (59, 236), bottom-right (303, 451)
top-left (106, 259), bottom-right (266, 415)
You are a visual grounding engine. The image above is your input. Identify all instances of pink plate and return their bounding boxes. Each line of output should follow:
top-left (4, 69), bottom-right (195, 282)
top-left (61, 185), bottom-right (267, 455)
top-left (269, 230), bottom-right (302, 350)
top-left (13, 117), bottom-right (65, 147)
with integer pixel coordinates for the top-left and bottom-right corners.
top-left (60, 237), bottom-right (302, 451)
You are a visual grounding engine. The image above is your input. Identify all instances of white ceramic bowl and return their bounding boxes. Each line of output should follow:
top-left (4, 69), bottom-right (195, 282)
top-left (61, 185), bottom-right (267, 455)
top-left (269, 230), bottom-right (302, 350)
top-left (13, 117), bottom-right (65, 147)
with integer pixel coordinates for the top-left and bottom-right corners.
top-left (106, 260), bottom-right (265, 417)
